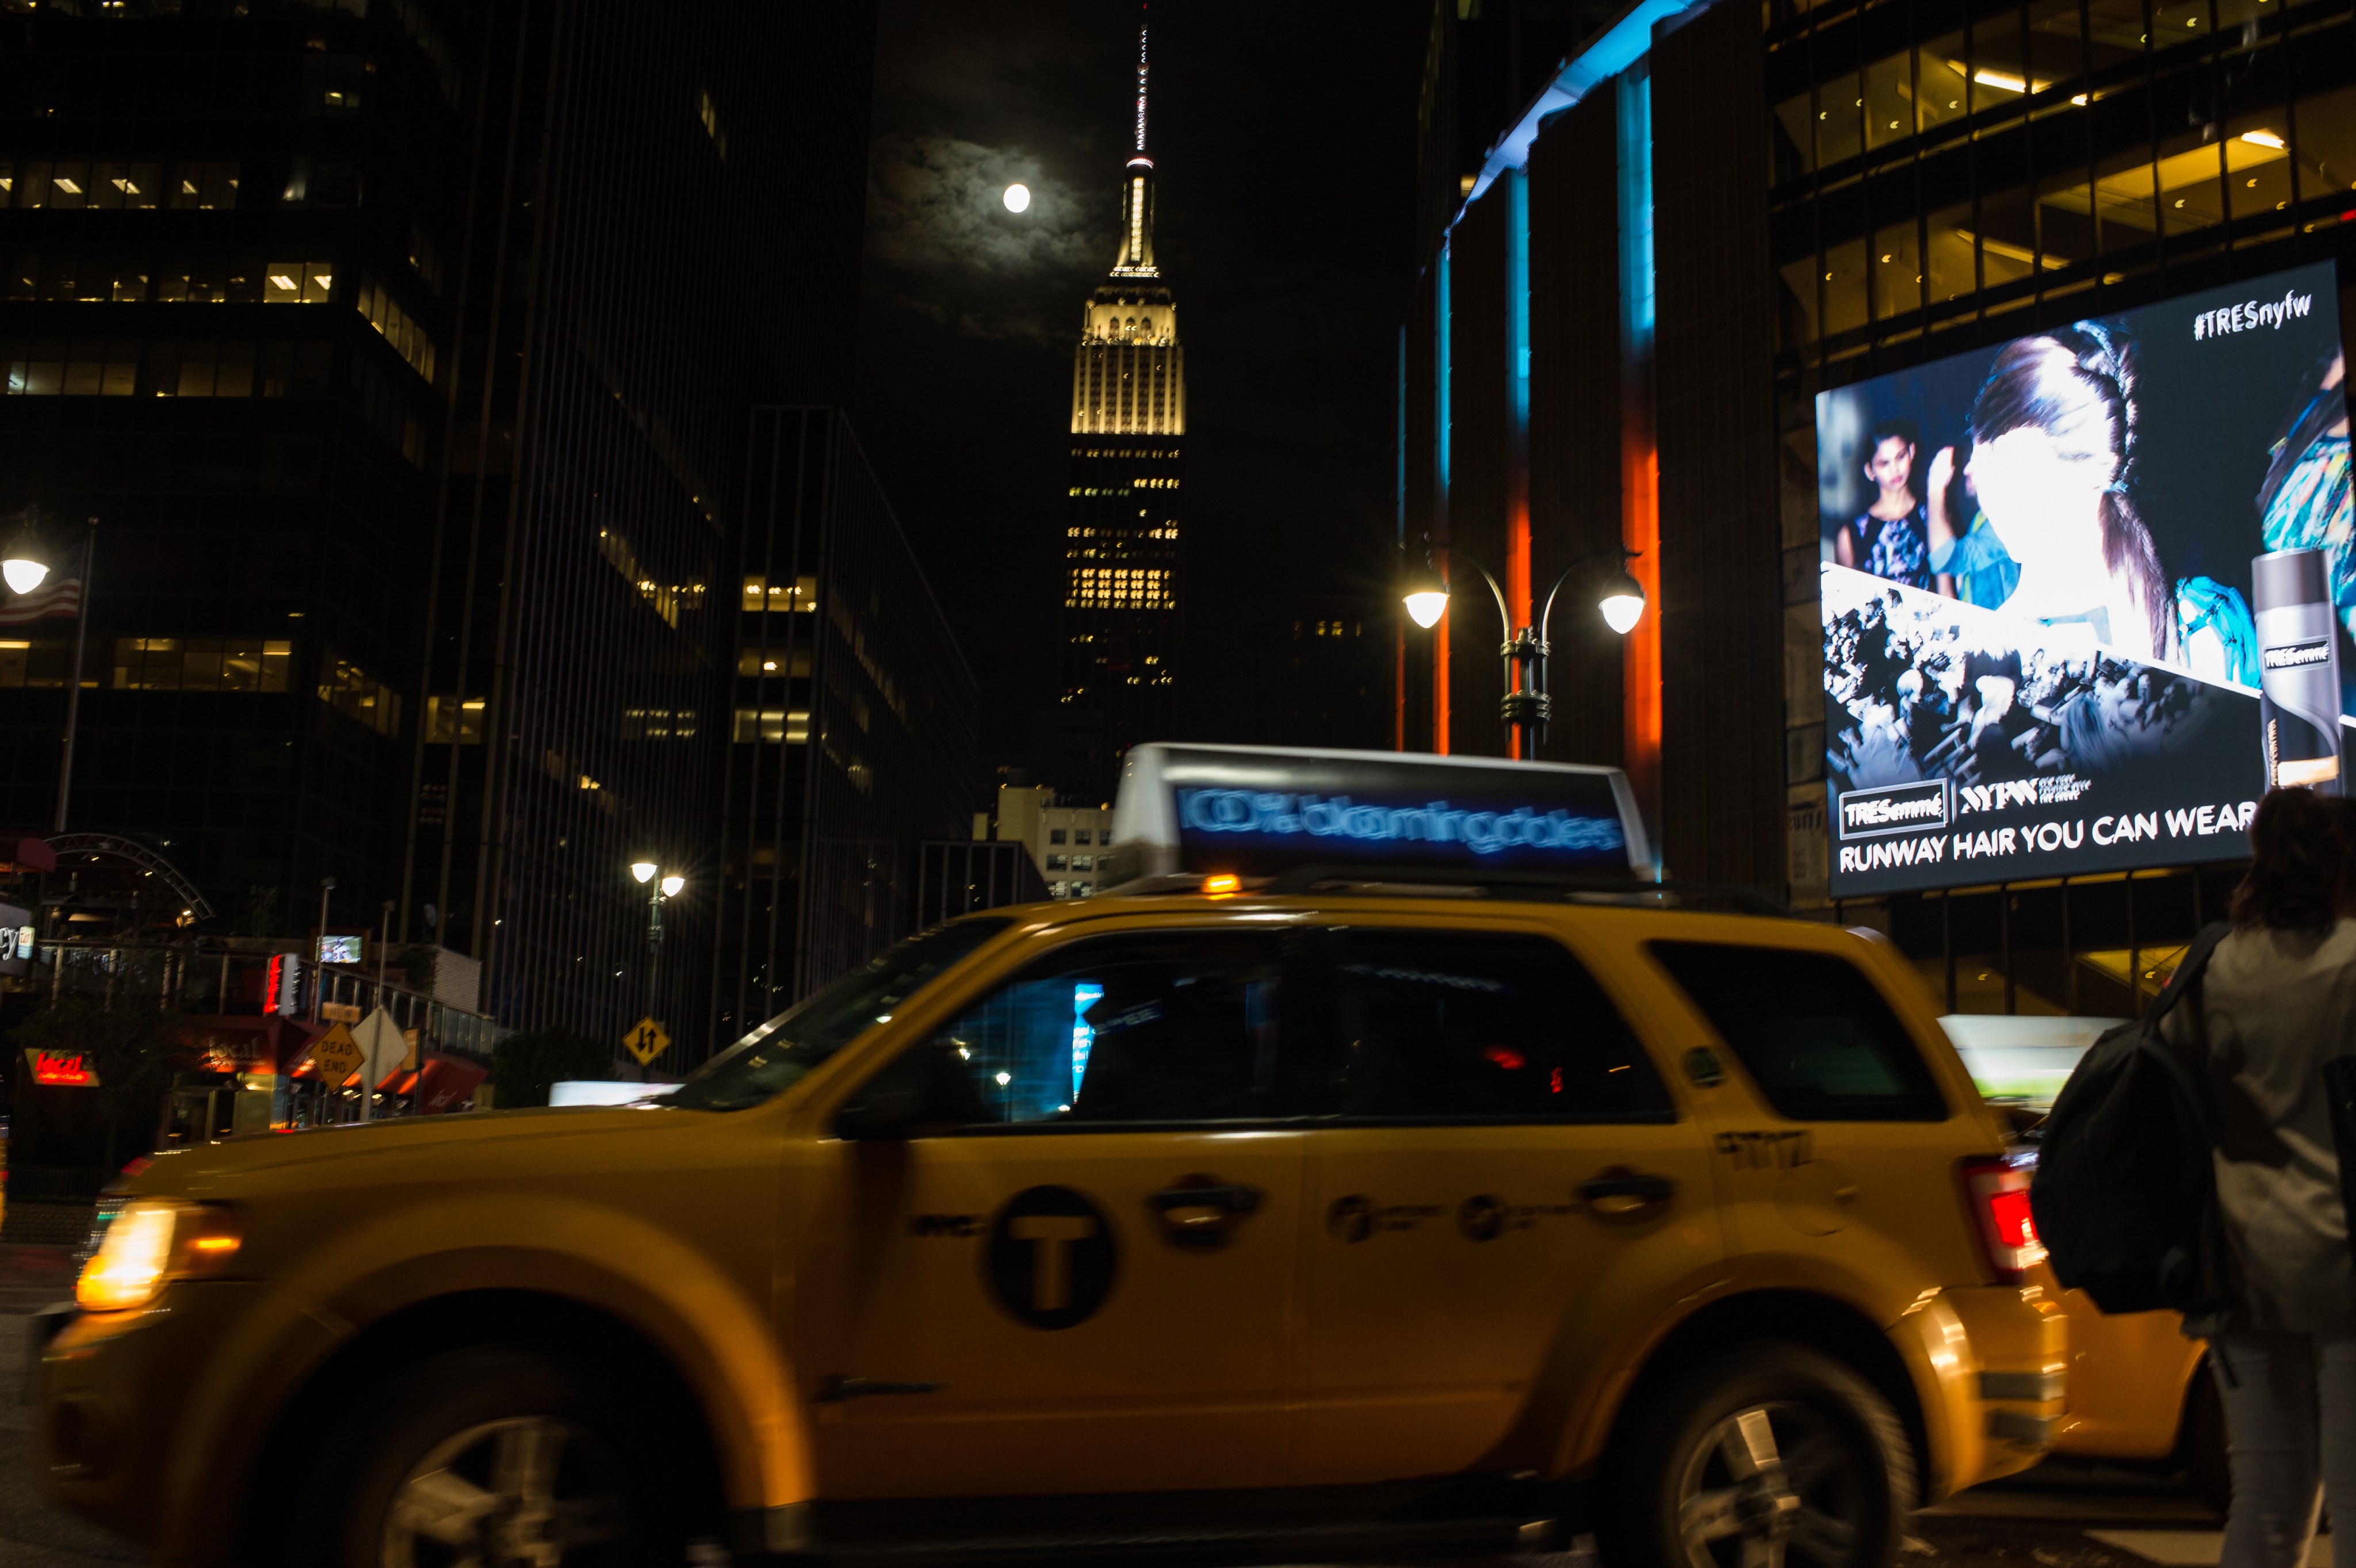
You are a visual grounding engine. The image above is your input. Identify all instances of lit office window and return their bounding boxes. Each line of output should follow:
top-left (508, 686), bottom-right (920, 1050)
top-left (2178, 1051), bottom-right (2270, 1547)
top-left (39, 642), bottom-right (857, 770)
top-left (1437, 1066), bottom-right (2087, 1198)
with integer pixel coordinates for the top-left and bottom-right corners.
top-left (731, 707), bottom-right (810, 744)
top-left (264, 261), bottom-right (335, 304)
top-left (741, 574), bottom-right (818, 611)
top-left (112, 637), bottom-right (292, 693)
top-left (426, 695), bottom-right (485, 744)
top-left (357, 275), bottom-right (435, 381)
top-left (319, 652), bottom-right (402, 738)
top-left (736, 645), bottom-right (810, 677)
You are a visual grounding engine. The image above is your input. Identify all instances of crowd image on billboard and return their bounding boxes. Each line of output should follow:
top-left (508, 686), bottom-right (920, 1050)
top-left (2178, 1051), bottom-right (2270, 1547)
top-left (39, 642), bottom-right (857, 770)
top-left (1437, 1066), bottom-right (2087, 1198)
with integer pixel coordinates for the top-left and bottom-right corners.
top-left (1818, 261), bottom-right (2350, 895)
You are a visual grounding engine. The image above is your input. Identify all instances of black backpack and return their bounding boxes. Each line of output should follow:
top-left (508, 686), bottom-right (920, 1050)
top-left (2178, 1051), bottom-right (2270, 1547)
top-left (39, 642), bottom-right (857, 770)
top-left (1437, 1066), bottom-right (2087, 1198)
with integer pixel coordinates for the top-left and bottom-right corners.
top-left (2029, 921), bottom-right (2232, 1317)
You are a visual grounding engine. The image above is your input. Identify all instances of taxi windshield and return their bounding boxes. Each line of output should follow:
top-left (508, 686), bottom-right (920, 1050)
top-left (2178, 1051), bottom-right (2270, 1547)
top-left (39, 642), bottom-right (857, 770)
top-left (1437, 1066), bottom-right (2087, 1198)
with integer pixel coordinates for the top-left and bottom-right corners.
top-left (667, 919), bottom-right (1013, 1112)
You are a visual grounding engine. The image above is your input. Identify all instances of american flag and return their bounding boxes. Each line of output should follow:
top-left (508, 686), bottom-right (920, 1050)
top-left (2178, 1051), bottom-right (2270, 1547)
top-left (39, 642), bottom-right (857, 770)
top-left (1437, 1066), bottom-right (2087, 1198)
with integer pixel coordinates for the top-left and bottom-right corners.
top-left (0, 577), bottom-right (81, 626)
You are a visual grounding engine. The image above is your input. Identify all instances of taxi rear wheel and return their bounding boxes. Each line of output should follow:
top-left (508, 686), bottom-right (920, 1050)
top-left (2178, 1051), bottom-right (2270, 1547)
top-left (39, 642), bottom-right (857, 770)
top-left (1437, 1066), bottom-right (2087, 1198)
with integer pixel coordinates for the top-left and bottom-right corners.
top-left (1605, 1341), bottom-right (1913, 1568)
top-left (297, 1344), bottom-right (671, 1568)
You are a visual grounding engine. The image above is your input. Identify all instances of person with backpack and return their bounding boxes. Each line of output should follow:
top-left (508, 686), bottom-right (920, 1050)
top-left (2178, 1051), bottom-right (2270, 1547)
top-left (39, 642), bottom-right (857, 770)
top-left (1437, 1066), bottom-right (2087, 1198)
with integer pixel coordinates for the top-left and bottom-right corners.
top-left (2160, 786), bottom-right (2356, 1568)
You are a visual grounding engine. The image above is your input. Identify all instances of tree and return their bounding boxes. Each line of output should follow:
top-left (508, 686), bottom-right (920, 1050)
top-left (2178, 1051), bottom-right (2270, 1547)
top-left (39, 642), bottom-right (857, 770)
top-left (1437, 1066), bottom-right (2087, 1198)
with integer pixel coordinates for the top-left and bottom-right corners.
top-left (11, 992), bottom-right (186, 1172)
top-left (491, 1027), bottom-right (615, 1109)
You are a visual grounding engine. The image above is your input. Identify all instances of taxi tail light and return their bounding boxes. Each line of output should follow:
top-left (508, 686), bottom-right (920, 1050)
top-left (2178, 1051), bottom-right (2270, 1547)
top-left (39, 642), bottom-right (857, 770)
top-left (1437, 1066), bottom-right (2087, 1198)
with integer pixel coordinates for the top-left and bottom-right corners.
top-left (1959, 1155), bottom-right (2045, 1283)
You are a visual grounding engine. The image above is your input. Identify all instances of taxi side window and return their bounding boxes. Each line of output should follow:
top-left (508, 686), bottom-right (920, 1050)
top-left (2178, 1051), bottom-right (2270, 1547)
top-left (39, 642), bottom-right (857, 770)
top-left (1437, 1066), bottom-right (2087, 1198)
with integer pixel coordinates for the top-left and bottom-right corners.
top-left (935, 931), bottom-right (1282, 1126)
top-left (1647, 942), bottom-right (1948, 1122)
top-left (1322, 931), bottom-right (1673, 1121)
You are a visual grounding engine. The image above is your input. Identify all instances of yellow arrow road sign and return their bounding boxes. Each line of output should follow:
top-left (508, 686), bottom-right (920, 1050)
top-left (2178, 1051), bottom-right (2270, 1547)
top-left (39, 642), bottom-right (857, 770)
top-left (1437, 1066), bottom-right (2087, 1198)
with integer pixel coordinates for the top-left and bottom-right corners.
top-left (623, 1016), bottom-right (672, 1065)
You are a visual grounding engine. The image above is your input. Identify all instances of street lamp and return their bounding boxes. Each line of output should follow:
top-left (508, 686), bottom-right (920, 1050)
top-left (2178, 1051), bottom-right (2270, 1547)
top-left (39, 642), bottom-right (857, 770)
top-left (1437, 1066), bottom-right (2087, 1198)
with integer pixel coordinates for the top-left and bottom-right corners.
top-left (1, 517), bottom-right (99, 833)
top-left (631, 861), bottom-right (684, 1062)
top-left (1401, 547), bottom-right (1647, 757)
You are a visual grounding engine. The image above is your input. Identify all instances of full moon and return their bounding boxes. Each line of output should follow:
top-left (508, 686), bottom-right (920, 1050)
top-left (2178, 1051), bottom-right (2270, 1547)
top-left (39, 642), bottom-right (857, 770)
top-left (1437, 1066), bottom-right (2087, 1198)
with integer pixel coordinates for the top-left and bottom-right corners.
top-left (1002, 182), bottom-right (1031, 213)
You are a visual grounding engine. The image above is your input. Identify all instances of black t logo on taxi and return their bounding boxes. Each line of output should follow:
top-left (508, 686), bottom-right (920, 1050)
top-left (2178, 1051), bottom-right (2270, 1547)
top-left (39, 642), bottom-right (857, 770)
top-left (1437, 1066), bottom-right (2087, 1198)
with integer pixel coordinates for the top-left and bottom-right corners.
top-left (987, 1185), bottom-right (1117, 1330)
top-left (1328, 1195), bottom-right (1375, 1243)
top-left (1458, 1194), bottom-right (1507, 1242)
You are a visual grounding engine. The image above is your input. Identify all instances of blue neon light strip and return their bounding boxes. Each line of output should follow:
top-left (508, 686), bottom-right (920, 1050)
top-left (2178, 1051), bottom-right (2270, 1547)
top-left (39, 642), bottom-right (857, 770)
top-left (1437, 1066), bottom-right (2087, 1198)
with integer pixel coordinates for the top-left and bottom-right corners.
top-left (1436, 244), bottom-right (1452, 494)
top-left (1509, 172), bottom-right (1530, 437)
top-left (1619, 72), bottom-right (1655, 351)
top-left (1457, 0), bottom-right (1709, 216)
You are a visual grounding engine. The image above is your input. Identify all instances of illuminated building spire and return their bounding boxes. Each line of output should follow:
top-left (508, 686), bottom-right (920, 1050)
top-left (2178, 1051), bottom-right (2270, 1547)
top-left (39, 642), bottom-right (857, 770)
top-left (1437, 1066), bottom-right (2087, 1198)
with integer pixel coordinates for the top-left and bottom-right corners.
top-left (1111, 10), bottom-right (1157, 278)
top-left (1135, 13), bottom-right (1149, 152)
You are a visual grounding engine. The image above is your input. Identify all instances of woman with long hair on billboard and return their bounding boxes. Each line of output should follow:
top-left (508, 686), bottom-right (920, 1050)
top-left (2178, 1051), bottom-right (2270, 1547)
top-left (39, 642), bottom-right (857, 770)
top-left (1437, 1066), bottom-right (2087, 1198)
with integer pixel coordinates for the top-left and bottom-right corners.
top-left (1925, 323), bottom-right (2259, 685)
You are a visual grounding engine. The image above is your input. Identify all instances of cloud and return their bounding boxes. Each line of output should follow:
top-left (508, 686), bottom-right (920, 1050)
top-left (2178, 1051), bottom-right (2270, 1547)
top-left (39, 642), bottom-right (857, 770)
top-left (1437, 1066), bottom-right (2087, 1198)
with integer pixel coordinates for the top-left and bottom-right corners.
top-left (866, 132), bottom-right (1106, 282)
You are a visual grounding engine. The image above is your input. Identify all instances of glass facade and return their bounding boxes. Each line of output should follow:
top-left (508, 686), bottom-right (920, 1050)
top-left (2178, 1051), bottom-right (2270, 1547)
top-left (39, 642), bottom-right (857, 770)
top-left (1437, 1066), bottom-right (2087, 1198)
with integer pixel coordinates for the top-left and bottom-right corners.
top-left (1766, 0), bottom-right (2356, 369)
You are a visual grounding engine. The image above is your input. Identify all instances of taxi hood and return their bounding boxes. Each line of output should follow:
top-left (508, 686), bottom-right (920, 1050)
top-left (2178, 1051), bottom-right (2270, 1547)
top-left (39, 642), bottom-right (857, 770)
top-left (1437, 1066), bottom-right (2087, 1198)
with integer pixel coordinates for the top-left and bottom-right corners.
top-left (120, 1104), bottom-right (697, 1203)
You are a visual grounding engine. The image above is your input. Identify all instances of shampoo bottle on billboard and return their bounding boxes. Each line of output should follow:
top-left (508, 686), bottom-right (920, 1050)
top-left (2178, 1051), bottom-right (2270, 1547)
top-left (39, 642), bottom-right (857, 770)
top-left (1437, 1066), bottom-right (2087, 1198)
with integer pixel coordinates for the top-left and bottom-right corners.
top-left (2254, 548), bottom-right (2344, 795)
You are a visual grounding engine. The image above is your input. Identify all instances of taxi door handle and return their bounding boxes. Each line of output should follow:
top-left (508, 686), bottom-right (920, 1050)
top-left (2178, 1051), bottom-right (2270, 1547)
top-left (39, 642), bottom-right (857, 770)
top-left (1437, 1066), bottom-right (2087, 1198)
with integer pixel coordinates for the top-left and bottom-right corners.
top-left (1149, 1183), bottom-right (1263, 1216)
top-left (1578, 1172), bottom-right (1678, 1210)
top-left (1149, 1181), bottom-right (1263, 1250)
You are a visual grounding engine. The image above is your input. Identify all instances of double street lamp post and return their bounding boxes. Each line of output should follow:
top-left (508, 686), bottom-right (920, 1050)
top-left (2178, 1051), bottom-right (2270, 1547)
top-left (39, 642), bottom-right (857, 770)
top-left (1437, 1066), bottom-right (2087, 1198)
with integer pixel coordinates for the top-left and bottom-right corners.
top-left (629, 859), bottom-right (685, 1042)
top-left (1402, 548), bottom-right (1648, 758)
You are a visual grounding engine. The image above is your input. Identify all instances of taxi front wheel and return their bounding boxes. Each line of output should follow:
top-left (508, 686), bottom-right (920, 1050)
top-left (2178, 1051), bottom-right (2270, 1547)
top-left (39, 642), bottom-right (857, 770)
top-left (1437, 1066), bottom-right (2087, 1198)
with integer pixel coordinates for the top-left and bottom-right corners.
top-left (1604, 1342), bottom-right (1913, 1568)
top-left (291, 1344), bottom-right (675, 1568)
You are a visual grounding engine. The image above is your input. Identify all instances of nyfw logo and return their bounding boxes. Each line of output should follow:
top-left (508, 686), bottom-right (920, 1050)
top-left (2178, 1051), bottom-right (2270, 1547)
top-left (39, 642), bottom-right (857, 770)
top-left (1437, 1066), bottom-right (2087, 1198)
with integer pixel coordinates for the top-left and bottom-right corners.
top-left (2193, 288), bottom-right (2313, 339)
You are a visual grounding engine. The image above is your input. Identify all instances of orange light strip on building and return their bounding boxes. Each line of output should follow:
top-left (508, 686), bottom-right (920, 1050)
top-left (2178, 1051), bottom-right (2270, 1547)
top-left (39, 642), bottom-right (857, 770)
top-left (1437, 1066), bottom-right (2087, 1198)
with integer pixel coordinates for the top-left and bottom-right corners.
top-left (1434, 550), bottom-right (1452, 756)
top-left (1623, 447), bottom-right (1662, 823)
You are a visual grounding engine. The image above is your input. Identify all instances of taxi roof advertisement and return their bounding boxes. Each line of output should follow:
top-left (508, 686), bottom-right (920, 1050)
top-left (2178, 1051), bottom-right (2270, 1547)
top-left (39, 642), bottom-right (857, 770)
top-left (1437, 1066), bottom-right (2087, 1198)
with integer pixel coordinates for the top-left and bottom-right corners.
top-left (1114, 743), bottom-right (1651, 879)
top-left (1821, 260), bottom-right (2346, 897)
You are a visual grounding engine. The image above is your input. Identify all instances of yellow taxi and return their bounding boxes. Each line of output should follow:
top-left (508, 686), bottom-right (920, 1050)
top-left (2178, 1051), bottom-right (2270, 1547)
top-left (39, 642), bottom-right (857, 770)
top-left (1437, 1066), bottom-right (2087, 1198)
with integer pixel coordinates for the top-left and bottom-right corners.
top-left (2052, 1299), bottom-right (2221, 1504)
top-left (42, 876), bottom-right (2065, 1568)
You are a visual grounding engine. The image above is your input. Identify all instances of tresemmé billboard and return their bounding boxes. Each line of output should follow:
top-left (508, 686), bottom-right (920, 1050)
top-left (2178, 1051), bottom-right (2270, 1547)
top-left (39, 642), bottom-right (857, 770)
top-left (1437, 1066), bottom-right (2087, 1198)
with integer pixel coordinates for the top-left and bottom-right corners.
top-left (1820, 261), bottom-right (2348, 896)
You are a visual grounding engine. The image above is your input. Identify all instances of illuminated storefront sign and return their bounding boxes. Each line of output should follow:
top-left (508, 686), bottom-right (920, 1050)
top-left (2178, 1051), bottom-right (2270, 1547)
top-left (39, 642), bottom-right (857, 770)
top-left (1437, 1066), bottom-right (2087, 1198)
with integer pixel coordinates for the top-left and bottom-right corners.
top-left (24, 1048), bottom-right (98, 1087)
top-left (1819, 260), bottom-right (2341, 896)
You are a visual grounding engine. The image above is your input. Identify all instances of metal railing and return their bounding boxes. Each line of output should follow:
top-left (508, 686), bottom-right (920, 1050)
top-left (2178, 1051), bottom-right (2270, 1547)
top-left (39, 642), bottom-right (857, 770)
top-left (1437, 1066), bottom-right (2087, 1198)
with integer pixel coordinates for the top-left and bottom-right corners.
top-left (17, 940), bottom-right (504, 1062)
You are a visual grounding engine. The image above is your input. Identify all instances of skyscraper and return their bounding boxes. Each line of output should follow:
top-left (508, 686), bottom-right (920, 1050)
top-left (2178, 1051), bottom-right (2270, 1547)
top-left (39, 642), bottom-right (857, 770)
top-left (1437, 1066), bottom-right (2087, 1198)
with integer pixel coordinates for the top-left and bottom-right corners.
top-left (1060, 22), bottom-right (1182, 797)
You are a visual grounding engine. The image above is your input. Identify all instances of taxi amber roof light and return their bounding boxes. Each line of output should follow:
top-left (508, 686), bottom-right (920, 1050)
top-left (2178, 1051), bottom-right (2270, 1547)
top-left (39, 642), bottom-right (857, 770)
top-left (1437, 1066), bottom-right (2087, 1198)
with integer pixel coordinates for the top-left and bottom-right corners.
top-left (1202, 873), bottom-right (1241, 897)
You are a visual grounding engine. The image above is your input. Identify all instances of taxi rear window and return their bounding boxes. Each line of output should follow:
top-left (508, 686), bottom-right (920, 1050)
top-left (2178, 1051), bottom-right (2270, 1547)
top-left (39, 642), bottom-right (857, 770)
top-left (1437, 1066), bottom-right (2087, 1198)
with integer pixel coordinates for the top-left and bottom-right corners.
top-left (1647, 942), bottom-right (1948, 1122)
top-left (1322, 930), bottom-right (1674, 1122)
top-left (668, 919), bottom-right (1011, 1112)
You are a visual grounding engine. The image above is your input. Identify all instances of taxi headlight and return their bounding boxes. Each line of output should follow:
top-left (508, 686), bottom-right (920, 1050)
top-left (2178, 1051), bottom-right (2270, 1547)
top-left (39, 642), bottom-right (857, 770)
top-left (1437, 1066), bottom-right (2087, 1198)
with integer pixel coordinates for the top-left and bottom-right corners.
top-left (76, 1200), bottom-right (243, 1313)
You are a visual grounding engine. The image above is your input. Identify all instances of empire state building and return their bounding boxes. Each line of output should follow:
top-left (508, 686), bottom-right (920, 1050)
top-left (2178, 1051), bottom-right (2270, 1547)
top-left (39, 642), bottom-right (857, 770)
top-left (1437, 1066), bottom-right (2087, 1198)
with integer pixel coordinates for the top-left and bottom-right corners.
top-left (1061, 23), bottom-right (1181, 783)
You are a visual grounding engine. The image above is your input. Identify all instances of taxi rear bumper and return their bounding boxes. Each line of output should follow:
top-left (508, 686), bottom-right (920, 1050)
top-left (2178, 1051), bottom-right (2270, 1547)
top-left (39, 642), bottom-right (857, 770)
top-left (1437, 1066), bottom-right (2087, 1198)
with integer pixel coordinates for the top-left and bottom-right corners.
top-left (1892, 1282), bottom-right (2068, 1501)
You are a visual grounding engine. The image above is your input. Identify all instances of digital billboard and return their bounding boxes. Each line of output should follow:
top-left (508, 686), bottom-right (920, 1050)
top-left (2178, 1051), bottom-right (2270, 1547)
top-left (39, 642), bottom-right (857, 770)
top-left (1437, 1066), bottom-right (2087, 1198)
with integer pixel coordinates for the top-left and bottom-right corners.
top-left (1820, 261), bottom-right (2348, 896)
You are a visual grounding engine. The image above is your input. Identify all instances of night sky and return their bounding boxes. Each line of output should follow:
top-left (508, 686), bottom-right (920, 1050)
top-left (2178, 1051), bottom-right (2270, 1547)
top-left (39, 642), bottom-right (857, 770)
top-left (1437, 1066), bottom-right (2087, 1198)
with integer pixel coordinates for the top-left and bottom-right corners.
top-left (852, 0), bottom-right (1430, 775)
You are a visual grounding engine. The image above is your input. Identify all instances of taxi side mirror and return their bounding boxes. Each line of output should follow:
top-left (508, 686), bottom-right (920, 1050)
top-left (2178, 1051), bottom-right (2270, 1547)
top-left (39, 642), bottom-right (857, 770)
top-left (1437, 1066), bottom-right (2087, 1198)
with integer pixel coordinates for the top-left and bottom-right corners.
top-left (833, 1042), bottom-right (989, 1140)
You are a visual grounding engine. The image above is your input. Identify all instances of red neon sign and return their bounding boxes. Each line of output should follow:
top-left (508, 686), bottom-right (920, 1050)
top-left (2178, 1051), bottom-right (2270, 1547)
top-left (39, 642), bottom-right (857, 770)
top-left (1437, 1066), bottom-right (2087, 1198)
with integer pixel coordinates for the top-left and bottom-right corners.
top-left (29, 1050), bottom-right (97, 1087)
top-left (264, 954), bottom-right (283, 1015)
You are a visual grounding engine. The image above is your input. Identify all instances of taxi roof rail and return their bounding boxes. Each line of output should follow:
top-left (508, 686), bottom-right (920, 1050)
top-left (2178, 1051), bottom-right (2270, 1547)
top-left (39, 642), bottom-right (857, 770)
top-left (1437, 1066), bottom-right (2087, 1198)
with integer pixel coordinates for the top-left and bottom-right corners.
top-left (1252, 863), bottom-right (1792, 916)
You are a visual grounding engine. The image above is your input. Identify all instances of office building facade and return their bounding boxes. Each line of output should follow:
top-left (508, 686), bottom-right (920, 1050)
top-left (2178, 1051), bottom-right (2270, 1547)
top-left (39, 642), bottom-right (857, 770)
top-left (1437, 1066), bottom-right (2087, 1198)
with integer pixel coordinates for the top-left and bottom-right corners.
top-left (0, 0), bottom-right (924, 1064)
top-left (1406, 0), bottom-right (2356, 905)
top-left (1061, 25), bottom-right (1184, 796)
top-left (709, 407), bottom-right (976, 1046)
top-left (1407, 0), bottom-right (2356, 1017)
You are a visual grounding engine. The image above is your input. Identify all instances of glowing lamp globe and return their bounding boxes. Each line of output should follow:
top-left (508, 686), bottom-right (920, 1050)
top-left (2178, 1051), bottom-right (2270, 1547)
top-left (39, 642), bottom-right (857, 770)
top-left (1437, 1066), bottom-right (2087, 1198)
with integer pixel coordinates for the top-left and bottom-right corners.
top-left (630, 861), bottom-right (657, 884)
top-left (660, 874), bottom-right (685, 898)
top-left (1598, 569), bottom-right (1647, 635)
top-left (1002, 183), bottom-right (1031, 213)
top-left (2, 557), bottom-right (46, 596)
top-left (1401, 567), bottom-right (1451, 630)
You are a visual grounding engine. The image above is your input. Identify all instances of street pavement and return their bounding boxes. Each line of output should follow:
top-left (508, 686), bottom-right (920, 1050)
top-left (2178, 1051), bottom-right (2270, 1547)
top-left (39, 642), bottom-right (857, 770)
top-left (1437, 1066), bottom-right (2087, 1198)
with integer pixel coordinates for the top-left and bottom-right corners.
top-left (0, 1241), bottom-right (2313, 1568)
